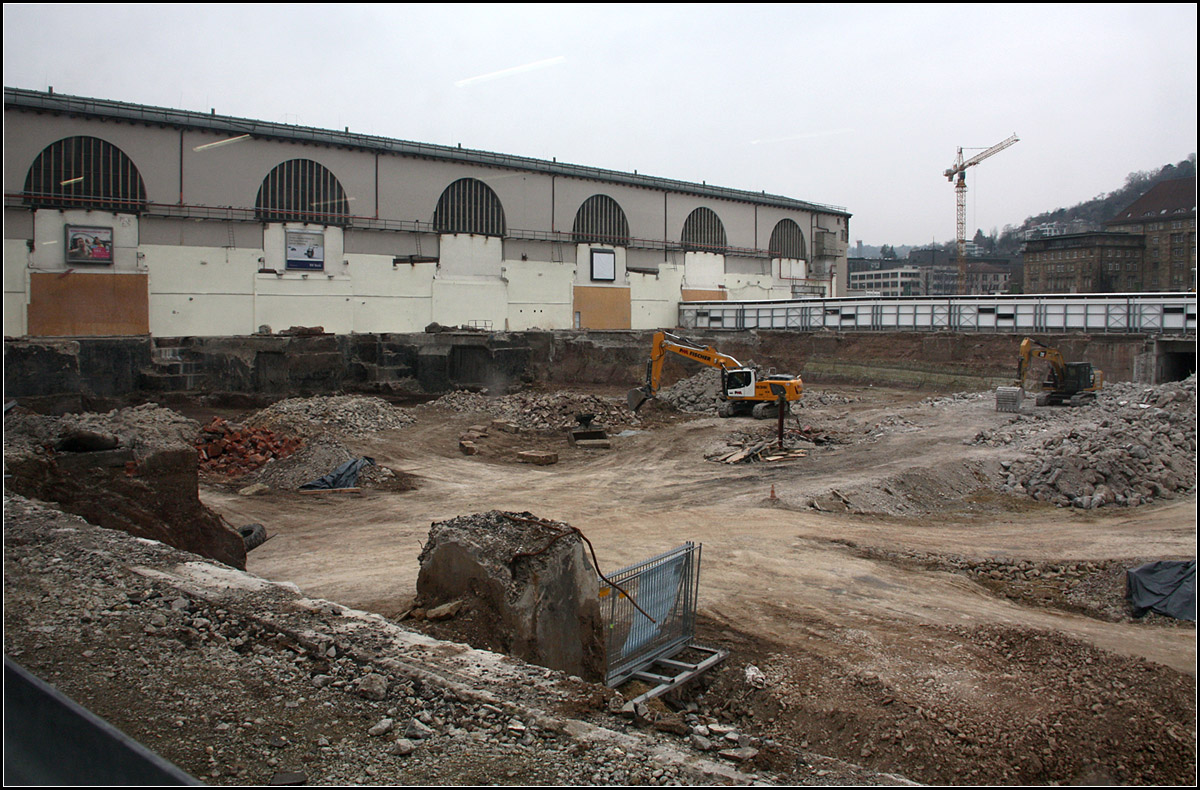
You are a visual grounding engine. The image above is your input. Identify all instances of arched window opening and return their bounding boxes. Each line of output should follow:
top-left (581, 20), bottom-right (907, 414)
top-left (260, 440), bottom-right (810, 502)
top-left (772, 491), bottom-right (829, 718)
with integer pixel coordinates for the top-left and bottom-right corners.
top-left (769, 219), bottom-right (807, 260)
top-left (23, 136), bottom-right (147, 212)
top-left (433, 178), bottom-right (506, 236)
top-left (572, 194), bottom-right (630, 246)
top-left (681, 207), bottom-right (727, 252)
top-left (256, 159), bottom-right (349, 225)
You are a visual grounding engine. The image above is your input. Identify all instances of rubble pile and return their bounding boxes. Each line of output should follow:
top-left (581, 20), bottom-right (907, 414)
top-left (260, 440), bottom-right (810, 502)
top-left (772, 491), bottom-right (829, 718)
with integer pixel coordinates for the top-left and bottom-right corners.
top-left (988, 376), bottom-right (1197, 509)
top-left (247, 395), bottom-right (416, 440)
top-left (656, 368), bottom-right (724, 414)
top-left (238, 435), bottom-right (401, 491)
top-left (195, 417), bottom-right (303, 478)
top-left (3, 406), bottom-right (245, 569)
top-left (4, 403), bottom-right (201, 457)
top-left (430, 390), bottom-right (638, 431)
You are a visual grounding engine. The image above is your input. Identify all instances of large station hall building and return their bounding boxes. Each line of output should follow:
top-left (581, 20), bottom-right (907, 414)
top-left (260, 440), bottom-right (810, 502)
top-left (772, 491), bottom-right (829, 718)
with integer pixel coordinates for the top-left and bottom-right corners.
top-left (4, 87), bottom-right (850, 338)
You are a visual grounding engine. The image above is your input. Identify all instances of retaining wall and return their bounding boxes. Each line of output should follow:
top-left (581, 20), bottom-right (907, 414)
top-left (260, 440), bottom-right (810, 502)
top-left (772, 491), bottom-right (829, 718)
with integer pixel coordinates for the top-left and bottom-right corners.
top-left (4, 330), bottom-right (1186, 412)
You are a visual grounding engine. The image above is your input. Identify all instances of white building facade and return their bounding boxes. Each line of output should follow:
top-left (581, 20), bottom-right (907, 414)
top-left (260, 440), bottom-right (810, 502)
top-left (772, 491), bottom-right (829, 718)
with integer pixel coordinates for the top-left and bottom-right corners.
top-left (4, 88), bottom-right (850, 338)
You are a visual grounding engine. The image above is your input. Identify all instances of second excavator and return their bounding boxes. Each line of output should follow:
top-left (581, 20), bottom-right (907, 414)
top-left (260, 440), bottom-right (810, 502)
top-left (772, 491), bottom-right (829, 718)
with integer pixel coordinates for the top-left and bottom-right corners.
top-left (627, 331), bottom-right (803, 418)
top-left (995, 337), bottom-right (1103, 411)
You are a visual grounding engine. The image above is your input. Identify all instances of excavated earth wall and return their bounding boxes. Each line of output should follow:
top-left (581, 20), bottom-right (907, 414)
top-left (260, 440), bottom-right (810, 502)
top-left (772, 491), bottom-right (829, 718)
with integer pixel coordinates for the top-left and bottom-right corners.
top-left (4, 330), bottom-right (1175, 413)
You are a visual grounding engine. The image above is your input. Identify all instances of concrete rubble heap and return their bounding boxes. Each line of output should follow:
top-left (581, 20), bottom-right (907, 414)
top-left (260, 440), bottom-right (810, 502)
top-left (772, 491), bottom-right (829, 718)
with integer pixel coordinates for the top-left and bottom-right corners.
top-left (3, 404), bottom-right (245, 569)
top-left (430, 391), bottom-right (638, 432)
top-left (978, 375), bottom-right (1197, 509)
top-left (246, 395), bottom-right (417, 440)
top-left (416, 511), bottom-right (606, 682)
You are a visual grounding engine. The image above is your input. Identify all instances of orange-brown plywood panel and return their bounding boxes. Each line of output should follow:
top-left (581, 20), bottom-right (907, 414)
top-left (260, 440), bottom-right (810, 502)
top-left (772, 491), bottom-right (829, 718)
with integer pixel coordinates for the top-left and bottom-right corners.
top-left (29, 272), bottom-right (149, 336)
top-left (681, 289), bottom-right (727, 302)
top-left (572, 286), bottom-right (631, 330)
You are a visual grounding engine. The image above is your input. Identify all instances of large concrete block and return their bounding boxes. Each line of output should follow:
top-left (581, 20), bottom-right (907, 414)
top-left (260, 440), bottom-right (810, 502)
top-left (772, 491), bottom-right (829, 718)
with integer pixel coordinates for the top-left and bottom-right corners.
top-left (416, 511), bottom-right (605, 681)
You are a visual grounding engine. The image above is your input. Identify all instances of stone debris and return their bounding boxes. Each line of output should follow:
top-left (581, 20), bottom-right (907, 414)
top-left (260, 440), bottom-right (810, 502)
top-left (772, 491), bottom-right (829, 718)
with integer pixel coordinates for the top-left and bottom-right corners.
top-left (4, 402), bottom-right (200, 457)
top-left (977, 375), bottom-right (1197, 508)
top-left (246, 395), bottom-right (416, 440)
top-left (238, 434), bottom-right (400, 491)
top-left (430, 390), bottom-right (639, 431)
top-left (195, 417), bottom-right (303, 477)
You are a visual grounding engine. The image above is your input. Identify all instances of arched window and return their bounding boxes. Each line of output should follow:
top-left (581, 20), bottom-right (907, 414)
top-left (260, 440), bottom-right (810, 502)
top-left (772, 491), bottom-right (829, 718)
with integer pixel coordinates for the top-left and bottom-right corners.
top-left (256, 159), bottom-right (349, 225)
top-left (23, 136), bottom-right (147, 212)
top-left (769, 219), bottom-right (807, 259)
top-left (433, 178), bottom-right (506, 236)
top-left (572, 194), bottom-right (629, 245)
top-left (681, 207), bottom-right (727, 252)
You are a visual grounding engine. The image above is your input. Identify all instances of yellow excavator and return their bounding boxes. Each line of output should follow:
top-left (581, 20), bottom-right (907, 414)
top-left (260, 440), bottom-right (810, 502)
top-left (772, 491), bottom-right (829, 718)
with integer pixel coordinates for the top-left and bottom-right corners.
top-left (996, 337), bottom-right (1103, 411)
top-left (627, 331), bottom-right (803, 418)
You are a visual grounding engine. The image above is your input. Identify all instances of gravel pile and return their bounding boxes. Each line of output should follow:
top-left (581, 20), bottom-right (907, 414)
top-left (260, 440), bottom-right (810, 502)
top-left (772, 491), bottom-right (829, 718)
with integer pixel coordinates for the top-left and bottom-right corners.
top-left (657, 368), bottom-right (724, 414)
top-left (429, 391), bottom-right (639, 431)
top-left (4, 403), bottom-right (200, 457)
top-left (979, 376), bottom-right (1197, 509)
top-left (246, 395), bottom-right (416, 440)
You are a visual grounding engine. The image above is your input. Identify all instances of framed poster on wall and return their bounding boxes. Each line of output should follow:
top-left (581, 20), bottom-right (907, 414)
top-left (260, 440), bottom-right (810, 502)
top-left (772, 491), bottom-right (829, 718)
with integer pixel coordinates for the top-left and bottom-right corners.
top-left (286, 230), bottom-right (325, 271)
top-left (590, 249), bottom-right (616, 281)
top-left (65, 225), bottom-right (114, 265)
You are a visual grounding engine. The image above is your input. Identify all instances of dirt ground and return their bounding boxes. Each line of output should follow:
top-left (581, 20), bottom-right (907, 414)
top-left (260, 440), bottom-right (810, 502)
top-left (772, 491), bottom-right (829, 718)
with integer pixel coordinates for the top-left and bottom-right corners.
top-left (195, 384), bottom-right (1198, 785)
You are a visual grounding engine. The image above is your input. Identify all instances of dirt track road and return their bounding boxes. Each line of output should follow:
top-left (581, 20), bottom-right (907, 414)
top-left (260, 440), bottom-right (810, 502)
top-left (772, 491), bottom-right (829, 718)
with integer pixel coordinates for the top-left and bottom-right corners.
top-left (201, 387), bottom-right (1196, 784)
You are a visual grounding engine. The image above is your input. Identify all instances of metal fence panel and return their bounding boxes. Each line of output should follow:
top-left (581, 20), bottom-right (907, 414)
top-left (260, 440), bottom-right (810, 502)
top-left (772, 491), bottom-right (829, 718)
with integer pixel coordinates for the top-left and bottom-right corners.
top-left (600, 543), bottom-right (701, 687)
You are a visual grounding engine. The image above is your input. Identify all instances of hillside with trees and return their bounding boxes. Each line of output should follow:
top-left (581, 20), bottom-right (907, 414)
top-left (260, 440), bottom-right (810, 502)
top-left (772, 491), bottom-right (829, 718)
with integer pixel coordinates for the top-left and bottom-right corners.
top-left (992, 154), bottom-right (1196, 255)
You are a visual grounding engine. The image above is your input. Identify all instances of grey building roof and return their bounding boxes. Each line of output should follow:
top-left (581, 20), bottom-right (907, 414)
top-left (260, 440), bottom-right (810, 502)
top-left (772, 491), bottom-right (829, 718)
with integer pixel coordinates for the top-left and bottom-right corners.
top-left (5, 86), bottom-right (850, 218)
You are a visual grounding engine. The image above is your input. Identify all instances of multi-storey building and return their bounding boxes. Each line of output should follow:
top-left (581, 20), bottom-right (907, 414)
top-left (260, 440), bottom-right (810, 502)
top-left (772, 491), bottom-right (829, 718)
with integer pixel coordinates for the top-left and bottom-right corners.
top-left (3, 88), bottom-right (851, 338)
top-left (848, 265), bottom-right (925, 296)
top-left (1105, 176), bottom-right (1197, 292)
top-left (1023, 233), bottom-right (1145, 293)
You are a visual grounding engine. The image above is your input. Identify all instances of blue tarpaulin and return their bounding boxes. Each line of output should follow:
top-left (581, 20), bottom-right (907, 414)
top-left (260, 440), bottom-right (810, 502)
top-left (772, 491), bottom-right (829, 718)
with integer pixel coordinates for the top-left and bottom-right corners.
top-left (1125, 560), bottom-right (1195, 621)
top-left (299, 457), bottom-right (375, 490)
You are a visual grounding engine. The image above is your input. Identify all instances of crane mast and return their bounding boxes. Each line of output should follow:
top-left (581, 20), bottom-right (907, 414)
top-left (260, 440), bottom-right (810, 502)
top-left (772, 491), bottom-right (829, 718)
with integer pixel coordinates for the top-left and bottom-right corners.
top-left (944, 133), bottom-right (1018, 292)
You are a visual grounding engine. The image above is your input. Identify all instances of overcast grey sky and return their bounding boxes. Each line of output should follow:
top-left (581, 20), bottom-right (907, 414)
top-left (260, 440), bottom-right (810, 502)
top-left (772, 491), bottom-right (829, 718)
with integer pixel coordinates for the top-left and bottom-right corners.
top-left (4, 3), bottom-right (1197, 246)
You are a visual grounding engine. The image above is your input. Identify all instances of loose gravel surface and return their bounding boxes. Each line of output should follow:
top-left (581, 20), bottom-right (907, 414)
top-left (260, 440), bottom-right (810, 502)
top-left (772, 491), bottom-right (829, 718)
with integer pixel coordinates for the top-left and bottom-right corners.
top-left (3, 494), bottom-right (898, 786)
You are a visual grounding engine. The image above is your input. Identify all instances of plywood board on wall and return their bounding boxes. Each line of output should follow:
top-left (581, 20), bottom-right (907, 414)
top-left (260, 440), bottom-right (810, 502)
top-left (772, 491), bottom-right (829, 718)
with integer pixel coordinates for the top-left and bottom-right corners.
top-left (573, 285), bottom-right (631, 330)
top-left (29, 272), bottom-right (149, 336)
top-left (681, 289), bottom-right (727, 302)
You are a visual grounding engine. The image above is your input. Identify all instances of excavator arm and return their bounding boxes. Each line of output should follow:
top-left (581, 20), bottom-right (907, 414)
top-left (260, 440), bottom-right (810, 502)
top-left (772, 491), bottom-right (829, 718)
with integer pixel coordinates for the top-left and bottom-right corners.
top-left (628, 331), bottom-right (743, 411)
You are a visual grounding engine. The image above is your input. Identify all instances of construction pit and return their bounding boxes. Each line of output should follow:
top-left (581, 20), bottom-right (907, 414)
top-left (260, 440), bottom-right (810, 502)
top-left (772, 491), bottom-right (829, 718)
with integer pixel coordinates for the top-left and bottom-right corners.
top-left (3, 344), bottom-right (1197, 786)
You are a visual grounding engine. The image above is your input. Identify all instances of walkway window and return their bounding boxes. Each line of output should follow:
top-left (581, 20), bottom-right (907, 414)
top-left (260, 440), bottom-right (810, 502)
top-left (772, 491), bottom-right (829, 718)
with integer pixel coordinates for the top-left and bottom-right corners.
top-left (23, 136), bottom-right (147, 212)
top-left (433, 178), bottom-right (506, 236)
top-left (256, 159), bottom-right (349, 225)
top-left (573, 194), bottom-right (629, 246)
top-left (681, 207), bottom-right (727, 252)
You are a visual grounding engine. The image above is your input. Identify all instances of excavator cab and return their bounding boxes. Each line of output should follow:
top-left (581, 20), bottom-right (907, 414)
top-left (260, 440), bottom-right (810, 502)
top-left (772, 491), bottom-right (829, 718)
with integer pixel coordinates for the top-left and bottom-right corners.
top-left (723, 368), bottom-right (756, 399)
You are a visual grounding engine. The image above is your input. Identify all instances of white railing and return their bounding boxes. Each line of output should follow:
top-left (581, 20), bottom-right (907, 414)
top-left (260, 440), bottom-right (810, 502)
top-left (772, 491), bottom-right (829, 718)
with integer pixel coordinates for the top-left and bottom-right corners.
top-left (679, 293), bottom-right (1197, 334)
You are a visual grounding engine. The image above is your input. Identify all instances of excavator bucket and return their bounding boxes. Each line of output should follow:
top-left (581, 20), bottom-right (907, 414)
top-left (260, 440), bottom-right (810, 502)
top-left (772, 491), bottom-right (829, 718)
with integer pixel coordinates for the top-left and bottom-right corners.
top-left (627, 387), bottom-right (651, 412)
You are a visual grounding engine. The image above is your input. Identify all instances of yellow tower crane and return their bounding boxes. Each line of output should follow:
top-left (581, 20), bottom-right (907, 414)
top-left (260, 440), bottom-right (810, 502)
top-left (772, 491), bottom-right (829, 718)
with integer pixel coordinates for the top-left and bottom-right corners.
top-left (944, 133), bottom-right (1019, 293)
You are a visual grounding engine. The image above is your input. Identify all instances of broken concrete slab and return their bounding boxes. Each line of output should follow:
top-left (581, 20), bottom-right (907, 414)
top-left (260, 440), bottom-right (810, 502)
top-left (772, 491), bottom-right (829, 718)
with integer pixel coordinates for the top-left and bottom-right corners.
top-left (416, 511), bottom-right (604, 682)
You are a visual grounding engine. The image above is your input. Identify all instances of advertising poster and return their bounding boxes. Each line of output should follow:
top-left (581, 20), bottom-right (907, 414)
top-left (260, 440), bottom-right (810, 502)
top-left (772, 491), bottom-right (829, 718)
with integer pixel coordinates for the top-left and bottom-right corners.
top-left (286, 231), bottom-right (325, 270)
top-left (65, 226), bottom-right (114, 265)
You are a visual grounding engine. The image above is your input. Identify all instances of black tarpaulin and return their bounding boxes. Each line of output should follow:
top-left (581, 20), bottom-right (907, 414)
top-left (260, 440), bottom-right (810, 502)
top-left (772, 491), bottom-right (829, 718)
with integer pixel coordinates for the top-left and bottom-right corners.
top-left (1125, 560), bottom-right (1195, 621)
top-left (299, 457), bottom-right (375, 490)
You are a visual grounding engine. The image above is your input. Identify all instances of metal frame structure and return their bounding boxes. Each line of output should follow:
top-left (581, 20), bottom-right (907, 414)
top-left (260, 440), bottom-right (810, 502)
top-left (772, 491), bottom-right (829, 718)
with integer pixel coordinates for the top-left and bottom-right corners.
top-left (600, 542), bottom-right (706, 688)
top-left (679, 293), bottom-right (1198, 335)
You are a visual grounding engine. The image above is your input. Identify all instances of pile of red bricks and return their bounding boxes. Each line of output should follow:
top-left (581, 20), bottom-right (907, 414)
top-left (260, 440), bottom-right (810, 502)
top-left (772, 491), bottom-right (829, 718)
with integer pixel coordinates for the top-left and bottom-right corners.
top-left (195, 417), bottom-right (302, 477)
